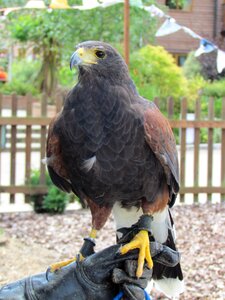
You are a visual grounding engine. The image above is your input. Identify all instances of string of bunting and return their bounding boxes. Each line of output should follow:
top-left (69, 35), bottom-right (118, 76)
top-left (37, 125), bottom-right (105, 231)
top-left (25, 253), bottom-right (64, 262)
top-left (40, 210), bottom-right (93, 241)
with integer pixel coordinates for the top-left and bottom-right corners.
top-left (146, 4), bottom-right (225, 74)
top-left (1, 1), bottom-right (225, 73)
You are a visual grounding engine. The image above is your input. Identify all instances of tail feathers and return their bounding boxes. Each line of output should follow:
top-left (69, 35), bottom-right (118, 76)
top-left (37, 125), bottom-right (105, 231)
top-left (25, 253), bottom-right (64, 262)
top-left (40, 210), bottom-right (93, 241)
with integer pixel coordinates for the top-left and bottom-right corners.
top-left (154, 277), bottom-right (185, 298)
top-left (153, 259), bottom-right (183, 281)
top-left (152, 228), bottom-right (184, 297)
top-left (152, 227), bottom-right (183, 280)
top-left (152, 209), bottom-right (184, 297)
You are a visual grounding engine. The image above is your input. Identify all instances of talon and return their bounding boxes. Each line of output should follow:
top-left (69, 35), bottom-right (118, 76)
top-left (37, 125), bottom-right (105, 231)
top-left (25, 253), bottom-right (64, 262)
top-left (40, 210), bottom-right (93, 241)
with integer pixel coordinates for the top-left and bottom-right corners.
top-left (120, 229), bottom-right (153, 278)
top-left (47, 256), bottom-right (79, 275)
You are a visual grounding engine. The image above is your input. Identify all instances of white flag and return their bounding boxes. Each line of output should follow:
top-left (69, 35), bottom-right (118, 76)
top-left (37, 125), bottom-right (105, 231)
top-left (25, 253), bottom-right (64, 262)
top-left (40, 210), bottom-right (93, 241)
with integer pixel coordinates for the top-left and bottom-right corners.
top-left (144, 4), bottom-right (165, 18)
top-left (217, 49), bottom-right (225, 73)
top-left (156, 18), bottom-right (181, 37)
top-left (25, 0), bottom-right (46, 8)
top-left (195, 39), bottom-right (217, 57)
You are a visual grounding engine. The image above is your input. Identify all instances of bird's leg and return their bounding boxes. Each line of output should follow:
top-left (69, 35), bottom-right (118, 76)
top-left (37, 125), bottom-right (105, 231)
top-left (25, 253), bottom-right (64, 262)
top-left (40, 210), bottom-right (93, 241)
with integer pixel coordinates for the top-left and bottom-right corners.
top-left (78, 200), bottom-right (112, 259)
top-left (48, 231), bottom-right (97, 273)
top-left (120, 192), bottom-right (169, 278)
top-left (120, 213), bottom-right (153, 278)
top-left (48, 200), bottom-right (111, 273)
top-left (89, 228), bottom-right (98, 239)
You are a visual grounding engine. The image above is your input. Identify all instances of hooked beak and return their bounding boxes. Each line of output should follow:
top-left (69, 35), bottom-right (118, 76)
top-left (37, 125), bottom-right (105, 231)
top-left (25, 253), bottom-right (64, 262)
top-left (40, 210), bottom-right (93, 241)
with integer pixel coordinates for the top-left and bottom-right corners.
top-left (70, 51), bottom-right (83, 70)
top-left (70, 47), bottom-right (98, 70)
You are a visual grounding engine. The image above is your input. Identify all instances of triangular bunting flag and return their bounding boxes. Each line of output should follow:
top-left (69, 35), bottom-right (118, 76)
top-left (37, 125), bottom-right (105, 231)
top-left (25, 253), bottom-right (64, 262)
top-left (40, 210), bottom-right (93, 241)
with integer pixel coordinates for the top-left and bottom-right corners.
top-left (195, 39), bottom-right (217, 57)
top-left (156, 18), bottom-right (181, 37)
top-left (25, 0), bottom-right (46, 8)
top-left (50, 0), bottom-right (70, 9)
top-left (217, 49), bottom-right (225, 73)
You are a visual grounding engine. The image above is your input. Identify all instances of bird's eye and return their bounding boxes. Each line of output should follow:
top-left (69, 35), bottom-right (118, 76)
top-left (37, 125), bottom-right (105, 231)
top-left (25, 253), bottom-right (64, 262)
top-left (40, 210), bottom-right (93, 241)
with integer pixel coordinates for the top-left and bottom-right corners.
top-left (95, 50), bottom-right (106, 59)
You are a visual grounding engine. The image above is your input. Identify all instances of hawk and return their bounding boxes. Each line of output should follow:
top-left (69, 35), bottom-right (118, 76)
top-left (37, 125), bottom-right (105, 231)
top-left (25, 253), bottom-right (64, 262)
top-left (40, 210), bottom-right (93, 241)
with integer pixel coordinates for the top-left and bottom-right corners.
top-left (46, 41), bottom-right (184, 297)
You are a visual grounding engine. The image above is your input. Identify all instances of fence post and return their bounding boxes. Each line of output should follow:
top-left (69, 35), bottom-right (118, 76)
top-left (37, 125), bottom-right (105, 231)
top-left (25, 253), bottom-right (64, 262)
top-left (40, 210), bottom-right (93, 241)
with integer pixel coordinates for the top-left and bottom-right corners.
top-left (207, 98), bottom-right (214, 202)
top-left (221, 98), bottom-right (225, 201)
top-left (193, 99), bottom-right (201, 203)
top-left (10, 94), bottom-right (18, 203)
top-left (25, 93), bottom-right (33, 203)
top-left (180, 98), bottom-right (187, 203)
top-left (40, 94), bottom-right (47, 186)
top-left (167, 97), bottom-right (174, 119)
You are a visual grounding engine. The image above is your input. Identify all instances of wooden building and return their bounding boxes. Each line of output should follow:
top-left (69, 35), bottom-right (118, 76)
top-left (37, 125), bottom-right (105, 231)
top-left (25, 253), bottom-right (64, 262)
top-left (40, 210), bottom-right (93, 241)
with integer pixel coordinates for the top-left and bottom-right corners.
top-left (156, 0), bottom-right (225, 65)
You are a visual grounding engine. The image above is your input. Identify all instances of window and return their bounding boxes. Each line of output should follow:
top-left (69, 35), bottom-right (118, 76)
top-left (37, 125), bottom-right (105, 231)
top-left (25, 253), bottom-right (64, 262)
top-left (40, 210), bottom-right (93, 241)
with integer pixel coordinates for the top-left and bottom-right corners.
top-left (165, 0), bottom-right (192, 11)
top-left (178, 55), bottom-right (187, 66)
top-left (173, 54), bottom-right (187, 66)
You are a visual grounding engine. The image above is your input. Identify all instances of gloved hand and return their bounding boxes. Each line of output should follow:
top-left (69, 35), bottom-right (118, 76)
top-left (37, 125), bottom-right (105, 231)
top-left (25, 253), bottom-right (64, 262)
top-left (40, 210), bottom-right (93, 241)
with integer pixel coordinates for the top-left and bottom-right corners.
top-left (112, 241), bottom-right (180, 300)
top-left (0, 242), bottom-right (180, 300)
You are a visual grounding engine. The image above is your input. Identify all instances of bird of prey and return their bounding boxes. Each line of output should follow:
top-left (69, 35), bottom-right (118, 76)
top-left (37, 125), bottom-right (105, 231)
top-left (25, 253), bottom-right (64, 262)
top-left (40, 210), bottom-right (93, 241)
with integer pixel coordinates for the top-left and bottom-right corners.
top-left (45, 41), bottom-right (184, 297)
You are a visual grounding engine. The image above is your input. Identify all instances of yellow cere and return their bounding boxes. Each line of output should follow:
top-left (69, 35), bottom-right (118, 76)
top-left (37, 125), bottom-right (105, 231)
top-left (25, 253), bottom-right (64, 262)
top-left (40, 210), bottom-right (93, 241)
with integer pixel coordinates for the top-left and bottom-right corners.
top-left (76, 47), bottom-right (98, 65)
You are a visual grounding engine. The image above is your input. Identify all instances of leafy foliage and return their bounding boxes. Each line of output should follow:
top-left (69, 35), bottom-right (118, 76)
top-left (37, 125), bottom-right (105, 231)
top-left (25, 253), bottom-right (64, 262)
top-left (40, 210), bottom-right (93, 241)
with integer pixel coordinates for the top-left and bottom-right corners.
top-left (43, 186), bottom-right (70, 214)
top-left (0, 59), bottom-right (40, 95)
top-left (58, 62), bottom-right (77, 88)
top-left (0, 0), bottom-right (26, 7)
top-left (165, 0), bottom-right (185, 9)
top-left (5, 1), bottom-right (157, 98)
top-left (186, 75), bottom-right (206, 111)
top-left (203, 78), bottom-right (225, 98)
top-left (0, 80), bottom-right (38, 95)
top-left (182, 51), bottom-right (225, 114)
top-left (182, 51), bottom-right (202, 79)
top-left (29, 170), bottom-right (69, 214)
top-left (130, 45), bottom-right (188, 106)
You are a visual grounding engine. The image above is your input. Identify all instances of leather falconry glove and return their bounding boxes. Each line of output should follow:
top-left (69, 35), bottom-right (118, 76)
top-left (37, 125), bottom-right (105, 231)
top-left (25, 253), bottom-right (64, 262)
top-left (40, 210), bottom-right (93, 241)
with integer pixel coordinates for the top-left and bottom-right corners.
top-left (0, 241), bottom-right (180, 300)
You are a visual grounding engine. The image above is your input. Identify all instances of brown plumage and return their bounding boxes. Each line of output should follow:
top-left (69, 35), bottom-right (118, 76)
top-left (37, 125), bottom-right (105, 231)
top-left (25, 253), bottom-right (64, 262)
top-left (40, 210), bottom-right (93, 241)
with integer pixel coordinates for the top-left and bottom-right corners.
top-left (46, 41), bottom-right (184, 297)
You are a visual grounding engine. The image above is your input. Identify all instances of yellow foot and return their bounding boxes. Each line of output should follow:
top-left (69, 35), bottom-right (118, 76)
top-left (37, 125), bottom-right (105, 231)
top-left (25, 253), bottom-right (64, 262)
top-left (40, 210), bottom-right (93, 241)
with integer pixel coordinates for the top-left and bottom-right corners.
top-left (120, 229), bottom-right (153, 278)
top-left (49, 254), bottom-right (84, 273)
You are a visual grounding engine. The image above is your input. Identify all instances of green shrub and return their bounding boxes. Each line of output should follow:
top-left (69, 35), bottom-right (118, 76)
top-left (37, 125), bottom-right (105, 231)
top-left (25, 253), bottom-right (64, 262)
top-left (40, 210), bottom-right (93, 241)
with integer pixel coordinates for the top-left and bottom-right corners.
top-left (200, 96), bottom-right (224, 119)
top-left (43, 186), bottom-right (70, 214)
top-left (182, 52), bottom-right (202, 79)
top-left (203, 79), bottom-right (225, 98)
top-left (0, 59), bottom-right (40, 96)
top-left (186, 75), bottom-right (206, 111)
top-left (29, 170), bottom-right (69, 214)
top-left (0, 80), bottom-right (39, 95)
top-left (58, 63), bottom-right (76, 88)
top-left (129, 45), bottom-right (189, 113)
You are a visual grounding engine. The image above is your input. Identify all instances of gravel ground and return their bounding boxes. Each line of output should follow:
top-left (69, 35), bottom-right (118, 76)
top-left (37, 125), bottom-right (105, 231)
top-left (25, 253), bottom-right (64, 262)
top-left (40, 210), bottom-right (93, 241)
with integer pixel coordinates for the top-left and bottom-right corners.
top-left (0, 203), bottom-right (224, 299)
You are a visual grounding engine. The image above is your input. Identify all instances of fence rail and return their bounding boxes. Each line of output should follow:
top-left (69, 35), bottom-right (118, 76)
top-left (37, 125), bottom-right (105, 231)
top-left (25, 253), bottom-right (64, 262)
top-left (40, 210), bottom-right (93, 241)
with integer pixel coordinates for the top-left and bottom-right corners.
top-left (0, 94), bottom-right (225, 210)
top-left (0, 93), bottom-right (63, 206)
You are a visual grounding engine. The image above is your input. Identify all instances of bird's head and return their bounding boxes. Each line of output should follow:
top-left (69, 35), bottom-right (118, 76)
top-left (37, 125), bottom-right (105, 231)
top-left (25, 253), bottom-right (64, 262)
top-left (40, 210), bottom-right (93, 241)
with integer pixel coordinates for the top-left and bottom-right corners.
top-left (70, 41), bottom-right (129, 81)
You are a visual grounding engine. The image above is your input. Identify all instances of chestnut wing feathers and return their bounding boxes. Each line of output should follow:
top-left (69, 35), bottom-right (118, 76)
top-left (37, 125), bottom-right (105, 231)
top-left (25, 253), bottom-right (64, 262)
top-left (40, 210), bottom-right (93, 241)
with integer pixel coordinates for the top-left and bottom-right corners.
top-left (144, 102), bottom-right (179, 202)
top-left (46, 116), bottom-right (72, 193)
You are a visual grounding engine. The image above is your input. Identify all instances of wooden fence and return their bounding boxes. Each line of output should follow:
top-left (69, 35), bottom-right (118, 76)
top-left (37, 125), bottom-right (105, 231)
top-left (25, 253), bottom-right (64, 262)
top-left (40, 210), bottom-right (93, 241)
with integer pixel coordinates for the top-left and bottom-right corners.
top-left (0, 93), bottom-right (63, 207)
top-left (0, 94), bottom-right (225, 209)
